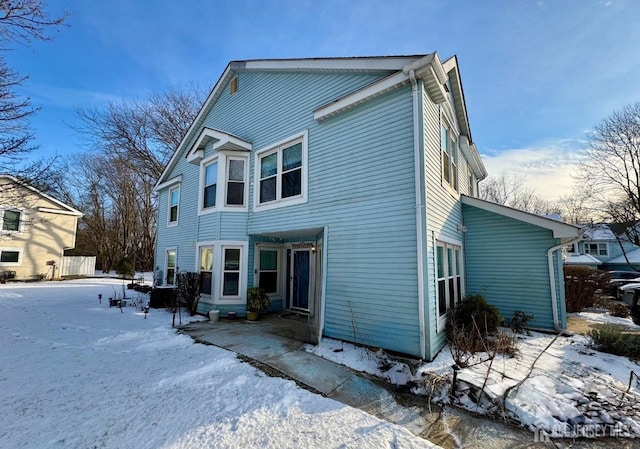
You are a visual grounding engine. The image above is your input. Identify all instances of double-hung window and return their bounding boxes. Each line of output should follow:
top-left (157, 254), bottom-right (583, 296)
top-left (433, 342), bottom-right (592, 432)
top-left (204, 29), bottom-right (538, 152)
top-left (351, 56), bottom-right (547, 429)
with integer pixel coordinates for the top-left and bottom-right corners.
top-left (199, 246), bottom-right (213, 295)
top-left (255, 131), bottom-right (307, 210)
top-left (2, 209), bottom-right (21, 232)
top-left (258, 248), bottom-right (279, 294)
top-left (226, 158), bottom-right (245, 207)
top-left (441, 124), bottom-right (458, 191)
top-left (436, 241), bottom-right (463, 330)
top-left (203, 160), bottom-right (218, 209)
top-left (222, 247), bottom-right (241, 297)
top-left (168, 186), bottom-right (180, 225)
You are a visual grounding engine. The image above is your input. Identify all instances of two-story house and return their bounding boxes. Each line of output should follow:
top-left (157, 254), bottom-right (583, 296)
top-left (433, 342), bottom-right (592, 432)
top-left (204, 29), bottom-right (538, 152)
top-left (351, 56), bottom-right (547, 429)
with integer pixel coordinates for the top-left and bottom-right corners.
top-left (154, 53), bottom-right (580, 360)
top-left (0, 175), bottom-right (83, 280)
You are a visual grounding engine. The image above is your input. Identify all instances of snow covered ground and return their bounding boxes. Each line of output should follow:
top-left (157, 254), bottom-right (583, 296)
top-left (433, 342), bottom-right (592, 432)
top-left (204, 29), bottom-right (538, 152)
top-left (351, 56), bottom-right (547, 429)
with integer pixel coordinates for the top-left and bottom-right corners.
top-left (308, 324), bottom-right (640, 439)
top-left (0, 278), bottom-right (440, 449)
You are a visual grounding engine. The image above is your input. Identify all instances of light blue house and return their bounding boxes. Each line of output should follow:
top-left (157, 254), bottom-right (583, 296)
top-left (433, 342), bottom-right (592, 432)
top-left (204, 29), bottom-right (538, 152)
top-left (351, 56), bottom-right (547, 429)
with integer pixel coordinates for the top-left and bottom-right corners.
top-left (153, 53), bottom-right (580, 360)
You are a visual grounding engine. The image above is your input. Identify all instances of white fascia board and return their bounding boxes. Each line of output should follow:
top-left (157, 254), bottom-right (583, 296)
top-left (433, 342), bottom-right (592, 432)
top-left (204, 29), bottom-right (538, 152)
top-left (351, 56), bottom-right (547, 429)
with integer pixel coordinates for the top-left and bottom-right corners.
top-left (38, 207), bottom-right (83, 217)
top-left (153, 175), bottom-right (183, 192)
top-left (461, 195), bottom-right (581, 238)
top-left (155, 64), bottom-right (234, 188)
top-left (186, 128), bottom-right (252, 163)
top-left (314, 71), bottom-right (410, 121)
top-left (243, 57), bottom-right (421, 72)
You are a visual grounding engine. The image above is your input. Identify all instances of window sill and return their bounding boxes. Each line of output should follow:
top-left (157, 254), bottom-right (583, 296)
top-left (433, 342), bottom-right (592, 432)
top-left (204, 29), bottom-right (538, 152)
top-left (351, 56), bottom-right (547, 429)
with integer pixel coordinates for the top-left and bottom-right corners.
top-left (253, 196), bottom-right (307, 212)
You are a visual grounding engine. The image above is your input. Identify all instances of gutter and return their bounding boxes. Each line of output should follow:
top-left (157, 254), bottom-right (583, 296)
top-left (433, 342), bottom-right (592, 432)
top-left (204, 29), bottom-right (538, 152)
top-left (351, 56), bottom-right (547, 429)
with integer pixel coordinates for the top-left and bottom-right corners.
top-left (409, 69), bottom-right (427, 359)
top-left (547, 234), bottom-right (582, 331)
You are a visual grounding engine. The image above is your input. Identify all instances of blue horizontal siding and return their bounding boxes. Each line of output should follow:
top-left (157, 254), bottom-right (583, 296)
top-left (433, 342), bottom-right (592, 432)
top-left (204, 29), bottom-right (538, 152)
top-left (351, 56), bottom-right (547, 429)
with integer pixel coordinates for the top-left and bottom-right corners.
top-left (463, 204), bottom-right (566, 330)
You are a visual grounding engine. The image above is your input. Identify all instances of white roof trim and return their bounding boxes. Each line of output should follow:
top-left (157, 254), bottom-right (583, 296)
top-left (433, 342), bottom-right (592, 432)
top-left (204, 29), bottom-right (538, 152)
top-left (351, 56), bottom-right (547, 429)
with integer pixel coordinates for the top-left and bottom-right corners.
top-left (564, 254), bottom-right (602, 265)
top-left (153, 175), bottom-right (182, 193)
top-left (241, 57), bottom-right (419, 72)
top-left (461, 195), bottom-right (581, 239)
top-left (313, 71), bottom-right (410, 121)
top-left (0, 175), bottom-right (83, 217)
top-left (186, 128), bottom-right (252, 164)
top-left (38, 207), bottom-right (82, 216)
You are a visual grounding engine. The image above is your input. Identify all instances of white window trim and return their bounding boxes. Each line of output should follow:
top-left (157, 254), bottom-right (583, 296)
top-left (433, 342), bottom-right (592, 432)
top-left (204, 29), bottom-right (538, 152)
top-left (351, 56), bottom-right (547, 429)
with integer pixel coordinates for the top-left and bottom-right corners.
top-left (0, 247), bottom-right (22, 266)
top-left (440, 118), bottom-right (460, 197)
top-left (196, 242), bottom-right (215, 302)
top-left (0, 207), bottom-right (26, 234)
top-left (253, 130), bottom-right (308, 212)
top-left (198, 153), bottom-right (249, 215)
top-left (195, 240), bottom-right (248, 305)
top-left (221, 152), bottom-right (248, 211)
top-left (254, 243), bottom-right (282, 298)
top-left (198, 155), bottom-right (220, 216)
top-left (164, 247), bottom-right (177, 286)
top-left (435, 240), bottom-right (464, 333)
top-left (167, 185), bottom-right (180, 227)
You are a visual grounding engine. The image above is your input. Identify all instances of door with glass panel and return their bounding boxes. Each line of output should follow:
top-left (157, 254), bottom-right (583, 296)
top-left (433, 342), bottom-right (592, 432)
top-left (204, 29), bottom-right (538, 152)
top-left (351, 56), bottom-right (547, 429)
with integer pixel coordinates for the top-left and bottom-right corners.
top-left (199, 246), bottom-right (213, 296)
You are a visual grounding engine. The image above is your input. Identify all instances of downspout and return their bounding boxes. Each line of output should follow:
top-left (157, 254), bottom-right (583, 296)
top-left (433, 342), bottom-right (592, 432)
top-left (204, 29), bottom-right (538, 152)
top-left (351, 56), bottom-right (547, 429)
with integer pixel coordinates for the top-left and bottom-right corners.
top-left (547, 234), bottom-right (582, 331)
top-left (409, 69), bottom-right (427, 359)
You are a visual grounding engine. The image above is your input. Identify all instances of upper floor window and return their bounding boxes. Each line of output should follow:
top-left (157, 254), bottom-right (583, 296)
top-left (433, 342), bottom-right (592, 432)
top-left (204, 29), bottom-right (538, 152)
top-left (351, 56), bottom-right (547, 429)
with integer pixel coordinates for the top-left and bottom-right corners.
top-left (441, 124), bottom-right (458, 191)
top-left (226, 158), bottom-right (245, 207)
top-left (203, 160), bottom-right (218, 209)
top-left (168, 186), bottom-right (180, 226)
top-left (584, 242), bottom-right (608, 257)
top-left (255, 131), bottom-right (308, 211)
top-left (199, 154), bottom-right (248, 214)
top-left (1, 209), bottom-right (21, 232)
top-left (467, 168), bottom-right (475, 197)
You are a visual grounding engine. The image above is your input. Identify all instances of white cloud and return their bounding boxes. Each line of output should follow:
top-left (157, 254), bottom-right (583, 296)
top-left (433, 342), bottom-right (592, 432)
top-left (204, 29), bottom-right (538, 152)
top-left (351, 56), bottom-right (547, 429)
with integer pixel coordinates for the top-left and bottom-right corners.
top-left (480, 140), bottom-right (586, 201)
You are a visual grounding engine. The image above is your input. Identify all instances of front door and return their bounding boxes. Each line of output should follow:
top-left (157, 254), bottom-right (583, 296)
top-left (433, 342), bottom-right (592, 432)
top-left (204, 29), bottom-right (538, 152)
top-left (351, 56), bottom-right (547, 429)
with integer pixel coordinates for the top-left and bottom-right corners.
top-left (290, 249), bottom-right (311, 311)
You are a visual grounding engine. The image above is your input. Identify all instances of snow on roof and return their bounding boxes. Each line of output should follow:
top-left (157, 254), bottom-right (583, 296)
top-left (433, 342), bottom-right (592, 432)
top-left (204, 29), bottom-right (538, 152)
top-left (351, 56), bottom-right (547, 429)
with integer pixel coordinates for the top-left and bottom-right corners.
top-left (564, 254), bottom-right (601, 265)
top-left (607, 247), bottom-right (640, 264)
top-left (581, 223), bottom-right (616, 240)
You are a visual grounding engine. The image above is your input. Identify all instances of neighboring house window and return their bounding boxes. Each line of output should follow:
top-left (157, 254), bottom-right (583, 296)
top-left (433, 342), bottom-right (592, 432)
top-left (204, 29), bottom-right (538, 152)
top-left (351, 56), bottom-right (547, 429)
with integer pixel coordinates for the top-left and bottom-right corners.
top-left (2, 209), bottom-right (21, 232)
top-left (255, 131), bottom-right (308, 210)
top-left (436, 241), bottom-right (463, 330)
top-left (226, 158), bottom-right (246, 206)
top-left (203, 160), bottom-right (218, 209)
top-left (168, 186), bottom-right (180, 225)
top-left (222, 247), bottom-right (241, 297)
top-left (258, 248), bottom-right (279, 294)
top-left (584, 243), bottom-right (608, 257)
top-left (441, 124), bottom-right (458, 191)
top-left (566, 243), bottom-right (576, 253)
top-left (165, 248), bottom-right (177, 285)
top-left (0, 249), bottom-right (21, 264)
top-left (199, 246), bottom-right (214, 295)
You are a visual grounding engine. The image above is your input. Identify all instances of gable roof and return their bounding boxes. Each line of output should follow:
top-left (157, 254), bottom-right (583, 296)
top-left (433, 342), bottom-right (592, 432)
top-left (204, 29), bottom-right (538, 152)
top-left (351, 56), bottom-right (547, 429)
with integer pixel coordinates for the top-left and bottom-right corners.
top-left (581, 223), bottom-right (617, 241)
top-left (461, 195), bottom-right (581, 239)
top-left (0, 175), bottom-right (83, 217)
top-left (155, 53), bottom-right (487, 187)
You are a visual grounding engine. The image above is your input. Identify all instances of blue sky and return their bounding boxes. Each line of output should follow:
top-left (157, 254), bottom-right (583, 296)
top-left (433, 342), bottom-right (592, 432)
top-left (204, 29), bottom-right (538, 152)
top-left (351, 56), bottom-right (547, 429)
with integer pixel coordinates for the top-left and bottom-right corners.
top-left (7, 0), bottom-right (640, 199)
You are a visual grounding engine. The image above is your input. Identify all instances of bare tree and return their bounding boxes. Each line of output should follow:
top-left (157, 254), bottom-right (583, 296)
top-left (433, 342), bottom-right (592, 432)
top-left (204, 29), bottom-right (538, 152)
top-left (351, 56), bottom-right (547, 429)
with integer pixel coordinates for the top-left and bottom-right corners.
top-left (67, 85), bottom-right (205, 272)
top-left (479, 172), bottom-right (554, 215)
top-left (0, 1), bottom-right (68, 180)
top-left (578, 102), bottom-right (640, 244)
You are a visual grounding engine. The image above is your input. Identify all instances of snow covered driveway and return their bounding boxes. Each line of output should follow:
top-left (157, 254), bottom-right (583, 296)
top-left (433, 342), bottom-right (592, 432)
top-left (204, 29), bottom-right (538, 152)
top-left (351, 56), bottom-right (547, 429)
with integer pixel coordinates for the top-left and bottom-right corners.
top-left (0, 279), bottom-right (440, 449)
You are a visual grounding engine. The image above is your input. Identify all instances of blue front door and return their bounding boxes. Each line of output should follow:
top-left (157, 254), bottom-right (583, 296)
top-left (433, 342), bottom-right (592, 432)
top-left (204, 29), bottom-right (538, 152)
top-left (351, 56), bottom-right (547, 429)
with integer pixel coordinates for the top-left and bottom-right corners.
top-left (291, 249), bottom-right (310, 311)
